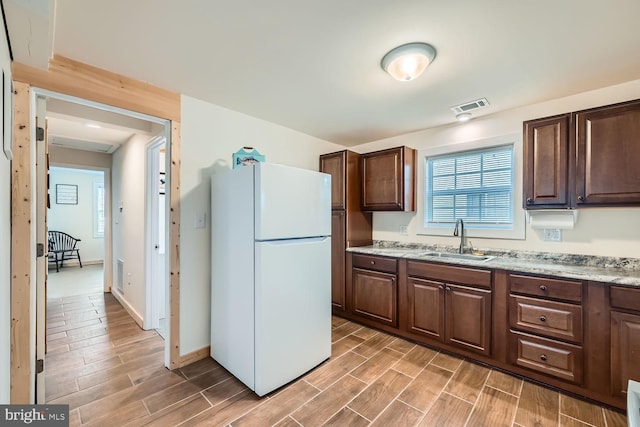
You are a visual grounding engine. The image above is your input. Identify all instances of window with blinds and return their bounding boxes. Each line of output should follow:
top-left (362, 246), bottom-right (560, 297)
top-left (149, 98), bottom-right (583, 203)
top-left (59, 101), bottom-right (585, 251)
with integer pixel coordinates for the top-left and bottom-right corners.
top-left (94, 182), bottom-right (105, 238)
top-left (426, 145), bottom-right (514, 228)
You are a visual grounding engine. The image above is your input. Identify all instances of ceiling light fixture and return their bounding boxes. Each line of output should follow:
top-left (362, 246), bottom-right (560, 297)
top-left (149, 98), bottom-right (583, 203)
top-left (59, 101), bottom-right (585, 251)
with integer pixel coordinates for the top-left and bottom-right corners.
top-left (456, 113), bottom-right (472, 122)
top-left (381, 42), bottom-right (437, 82)
top-left (85, 123), bottom-right (101, 129)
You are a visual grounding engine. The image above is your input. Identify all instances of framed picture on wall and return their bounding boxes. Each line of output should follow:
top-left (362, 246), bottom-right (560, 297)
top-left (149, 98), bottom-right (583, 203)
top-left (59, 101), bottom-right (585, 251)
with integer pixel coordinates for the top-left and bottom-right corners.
top-left (2, 69), bottom-right (13, 160)
top-left (56, 184), bottom-right (78, 205)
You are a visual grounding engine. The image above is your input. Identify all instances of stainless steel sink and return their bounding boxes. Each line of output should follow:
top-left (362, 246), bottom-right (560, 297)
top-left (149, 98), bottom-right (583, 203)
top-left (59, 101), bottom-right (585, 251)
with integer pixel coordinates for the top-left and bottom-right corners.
top-left (421, 252), bottom-right (494, 262)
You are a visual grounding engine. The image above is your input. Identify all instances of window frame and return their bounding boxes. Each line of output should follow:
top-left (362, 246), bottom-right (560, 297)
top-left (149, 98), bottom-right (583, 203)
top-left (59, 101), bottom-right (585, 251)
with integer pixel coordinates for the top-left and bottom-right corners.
top-left (416, 133), bottom-right (525, 240)
top-left (93, 181), bottom-right (105, 238)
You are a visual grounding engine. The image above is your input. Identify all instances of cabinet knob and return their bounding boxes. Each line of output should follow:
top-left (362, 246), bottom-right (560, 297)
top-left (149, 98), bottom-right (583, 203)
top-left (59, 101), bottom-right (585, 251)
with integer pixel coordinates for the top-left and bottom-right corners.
top-left (577, 195), bottom-right (585, 202)
top-left (539, 285), bottom-right (547, 291)
top-left (540, 354), bottom-right (547, 362)
top-left (370, 261), bottom-right (375, 265)
top-left (438, 285), bottom-right (444, 290)
top-left (526, 197), bottom-right (533, 204)
top-left (539, 315), bottom-right (547, 322)
top-left (445, 286), bottom-right (451, 292)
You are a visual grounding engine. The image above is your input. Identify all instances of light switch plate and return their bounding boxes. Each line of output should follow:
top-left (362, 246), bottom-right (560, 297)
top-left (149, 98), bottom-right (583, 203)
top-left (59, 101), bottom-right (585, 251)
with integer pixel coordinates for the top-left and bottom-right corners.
top-left (195, 212), bottom-right (207, 229)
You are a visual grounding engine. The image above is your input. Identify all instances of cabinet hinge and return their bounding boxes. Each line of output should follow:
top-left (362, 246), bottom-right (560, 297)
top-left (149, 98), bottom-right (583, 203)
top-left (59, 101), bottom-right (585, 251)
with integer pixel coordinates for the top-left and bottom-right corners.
top-left (37, 243), bottom-right (45, 258)
top-left (36, 127), bottom-right (45, 141)
top-left (36, 359), bottom-right (44, 374)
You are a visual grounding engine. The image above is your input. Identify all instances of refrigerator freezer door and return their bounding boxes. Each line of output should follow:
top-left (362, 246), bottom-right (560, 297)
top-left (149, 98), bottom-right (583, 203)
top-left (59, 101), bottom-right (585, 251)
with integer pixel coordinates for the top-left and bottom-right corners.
top-left (254, 237), bottom-right (331, 396)
top-left (254, 163), bottom-right (331, 241)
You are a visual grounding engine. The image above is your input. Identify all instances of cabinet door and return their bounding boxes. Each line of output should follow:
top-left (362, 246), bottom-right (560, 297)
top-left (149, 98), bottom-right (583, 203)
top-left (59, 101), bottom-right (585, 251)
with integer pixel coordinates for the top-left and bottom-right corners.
top-left (362, 147), bottom-right (415, 211)
top-left (320, 151), bottom-right (346, 210)
top-left (523, 115), bottom-right (570, 208)
top-left (611, 311), bottom-right (640, 397)
top-left (445, 284), bottom-right (492, 356)
top-left (407, 277), bottom-right (444, 341)
top-left (352, 268), bottom-right (398, 327)
top-left (575, 100), bottom-right (640, 205)
top-left (331, 211), bottom-right (346, 312)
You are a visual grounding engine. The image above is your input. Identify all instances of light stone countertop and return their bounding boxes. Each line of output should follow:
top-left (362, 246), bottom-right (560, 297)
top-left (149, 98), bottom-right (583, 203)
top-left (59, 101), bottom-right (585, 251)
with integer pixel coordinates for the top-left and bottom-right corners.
top-left (347, 242), bottom-right (640, 287)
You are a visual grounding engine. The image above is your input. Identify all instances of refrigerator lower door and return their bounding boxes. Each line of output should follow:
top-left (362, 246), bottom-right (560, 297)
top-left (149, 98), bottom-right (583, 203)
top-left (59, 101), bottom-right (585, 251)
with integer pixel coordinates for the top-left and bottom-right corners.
top-left (254, 237), bottom-right (331, 396)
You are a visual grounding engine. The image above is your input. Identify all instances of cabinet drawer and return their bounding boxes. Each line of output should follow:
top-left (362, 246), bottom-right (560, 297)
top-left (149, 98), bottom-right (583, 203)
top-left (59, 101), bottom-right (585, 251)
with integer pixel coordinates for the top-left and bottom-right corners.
top-left (610, 286), bottom-right (640, 312)
top-left (352, 268), bottom-right (397, 327)
top-left (509, 295), bottom-right (582, 343)
top-left (509, 331), bottom-right (583, 384)
top-left (509, 274), bottom-right (582, 302)
top-left (352, 254), bottom-right (397, 274)
top-left (408, 261), bottom-right (492, 289)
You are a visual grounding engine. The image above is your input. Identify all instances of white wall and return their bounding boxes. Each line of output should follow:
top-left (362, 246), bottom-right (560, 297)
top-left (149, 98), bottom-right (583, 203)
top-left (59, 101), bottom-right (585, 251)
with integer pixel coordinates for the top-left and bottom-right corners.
top-left (49, 145), bottom-right (112, 169)
top-left (0, 6), bottom-right (12, 403)
top-left (352, 79), bottom-right (640, 258)
top-left (180, 95), bottom-right (344, 355)
top-left (111, 134), bottom-right (150, 322)
top-left (48, 167), bottom-right (105, 263)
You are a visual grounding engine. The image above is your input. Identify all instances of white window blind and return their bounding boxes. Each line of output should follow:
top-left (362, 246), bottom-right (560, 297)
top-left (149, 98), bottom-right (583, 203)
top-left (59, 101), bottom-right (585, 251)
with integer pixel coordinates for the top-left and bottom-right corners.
top-left (426, 145), bottom-right (514, 228)
top-left (94, 182), bottom-right (105, 238)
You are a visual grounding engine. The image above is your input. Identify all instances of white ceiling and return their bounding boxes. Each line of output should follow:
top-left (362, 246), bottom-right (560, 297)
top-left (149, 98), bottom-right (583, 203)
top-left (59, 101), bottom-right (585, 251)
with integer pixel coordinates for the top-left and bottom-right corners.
top-left (6, 0), bottom-right (640, 146)
top-left (45, 98), bottom-right (156, 153)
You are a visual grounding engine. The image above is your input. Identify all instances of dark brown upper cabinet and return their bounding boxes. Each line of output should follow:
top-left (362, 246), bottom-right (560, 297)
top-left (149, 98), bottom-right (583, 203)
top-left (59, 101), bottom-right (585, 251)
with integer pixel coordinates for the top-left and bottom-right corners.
top-left (320, 151), bottom-right (346, 210)
top-left (523, 114), bottom-right (571, 208)
top-left (575, 99), bottom-right (640, 206)
top-left (361, 146), bottom-right (416, 211)
top-left (523, 98), bottom-right (640, 209)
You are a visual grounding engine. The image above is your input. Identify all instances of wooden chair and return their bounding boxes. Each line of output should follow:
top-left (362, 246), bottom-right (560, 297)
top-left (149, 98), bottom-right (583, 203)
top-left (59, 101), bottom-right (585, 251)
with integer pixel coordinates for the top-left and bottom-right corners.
top-left (48, 230), bottom-right (83, 272)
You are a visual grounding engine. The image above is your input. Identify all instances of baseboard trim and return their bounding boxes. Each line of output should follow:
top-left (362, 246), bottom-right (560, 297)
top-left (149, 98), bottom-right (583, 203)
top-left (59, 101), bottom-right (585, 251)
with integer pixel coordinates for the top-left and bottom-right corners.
top-left (111, 289), bottom-right (144, 328)
top-left (47, 259), bottom-right (104, 268)
top-left (180, 346), bottom-right (211, 368)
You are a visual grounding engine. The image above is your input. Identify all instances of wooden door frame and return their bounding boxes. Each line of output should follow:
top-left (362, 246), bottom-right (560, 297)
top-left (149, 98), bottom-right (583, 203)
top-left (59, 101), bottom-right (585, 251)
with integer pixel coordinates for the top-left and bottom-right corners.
top-left (10, 56), bottom-right (182, 403)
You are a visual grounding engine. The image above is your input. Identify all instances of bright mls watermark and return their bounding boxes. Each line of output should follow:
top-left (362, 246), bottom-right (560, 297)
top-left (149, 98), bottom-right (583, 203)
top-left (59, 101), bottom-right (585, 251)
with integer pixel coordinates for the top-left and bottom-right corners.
top-left (1, 405), bottom-right (69, 426)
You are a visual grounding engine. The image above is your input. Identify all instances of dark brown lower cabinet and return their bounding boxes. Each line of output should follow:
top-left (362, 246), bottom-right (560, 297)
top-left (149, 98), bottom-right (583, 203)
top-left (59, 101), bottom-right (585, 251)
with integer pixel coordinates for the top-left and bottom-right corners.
top-left (611, 311), bottom-right (640, 398)
top-left (330, 211), bottom-right (346, 311)
top-left (407, 278), bottom-right (443, 340)
top-left (407, 277), bottom-right (491, 356)
top-left (342, 253), bottom-right (640, 410)
top-left (446, 284), bottom-right (492, 356)
top-left (352, 268), bottom-right (397, 327)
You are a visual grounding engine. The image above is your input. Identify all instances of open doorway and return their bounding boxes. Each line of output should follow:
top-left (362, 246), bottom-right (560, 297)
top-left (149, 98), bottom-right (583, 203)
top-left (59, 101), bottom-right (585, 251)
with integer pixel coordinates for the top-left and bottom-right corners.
top-left (146, 137), bottom-right (168, 339)
top-left (47, 166), bottom-right (105, 298)
top-left (32, 88), bottom-right (173, 403)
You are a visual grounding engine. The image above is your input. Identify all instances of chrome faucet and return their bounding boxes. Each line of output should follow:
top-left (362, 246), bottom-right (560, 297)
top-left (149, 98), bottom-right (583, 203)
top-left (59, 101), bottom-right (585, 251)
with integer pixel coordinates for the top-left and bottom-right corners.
top-left (453, 219), bottom-right (465, 254)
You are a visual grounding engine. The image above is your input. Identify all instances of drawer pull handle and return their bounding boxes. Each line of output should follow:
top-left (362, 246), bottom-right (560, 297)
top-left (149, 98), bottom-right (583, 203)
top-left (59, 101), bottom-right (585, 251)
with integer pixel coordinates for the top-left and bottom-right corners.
top-left (539, 315), bottom-right (547, 322)
top-left (540, 354), bottom-right (547, 362)
top-left (539, 285), bottom-right (547, 291)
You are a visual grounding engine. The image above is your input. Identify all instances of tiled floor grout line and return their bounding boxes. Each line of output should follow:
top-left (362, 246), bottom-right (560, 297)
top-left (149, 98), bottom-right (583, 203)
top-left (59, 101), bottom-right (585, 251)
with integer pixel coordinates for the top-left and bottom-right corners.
top-left (460, 362), bottom-right (492, 427)
top-left (509, 375), bottom-right (525, 427)
top-left (345, 404), bottom-right (373, 423)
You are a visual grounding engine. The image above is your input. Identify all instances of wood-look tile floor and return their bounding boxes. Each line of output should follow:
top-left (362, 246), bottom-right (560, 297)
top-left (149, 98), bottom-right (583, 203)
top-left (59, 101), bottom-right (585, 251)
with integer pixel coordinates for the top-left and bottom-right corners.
top-left (46, 291), bottom-right (628, 427)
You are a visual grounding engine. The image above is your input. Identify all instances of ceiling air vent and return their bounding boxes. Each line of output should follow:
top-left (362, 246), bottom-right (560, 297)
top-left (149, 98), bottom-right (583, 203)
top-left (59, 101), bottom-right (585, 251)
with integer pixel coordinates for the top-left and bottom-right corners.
top-left (450, 98), bottom-right (490, 114)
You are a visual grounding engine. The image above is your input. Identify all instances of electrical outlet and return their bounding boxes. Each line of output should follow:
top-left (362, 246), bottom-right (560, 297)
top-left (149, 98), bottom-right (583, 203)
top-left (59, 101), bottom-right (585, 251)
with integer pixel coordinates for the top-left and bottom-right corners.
top-left (542, 228), bottom-right (562, 242)
top-left (399, 225), bottom-right (408, 235)
top-left (127, 273), bottom-right (132, 286)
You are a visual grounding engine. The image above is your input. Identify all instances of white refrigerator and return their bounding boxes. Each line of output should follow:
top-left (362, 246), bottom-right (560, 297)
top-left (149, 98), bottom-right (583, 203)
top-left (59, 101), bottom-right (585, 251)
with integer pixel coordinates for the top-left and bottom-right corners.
top-left (211, 162), bottom-right (332, 396)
